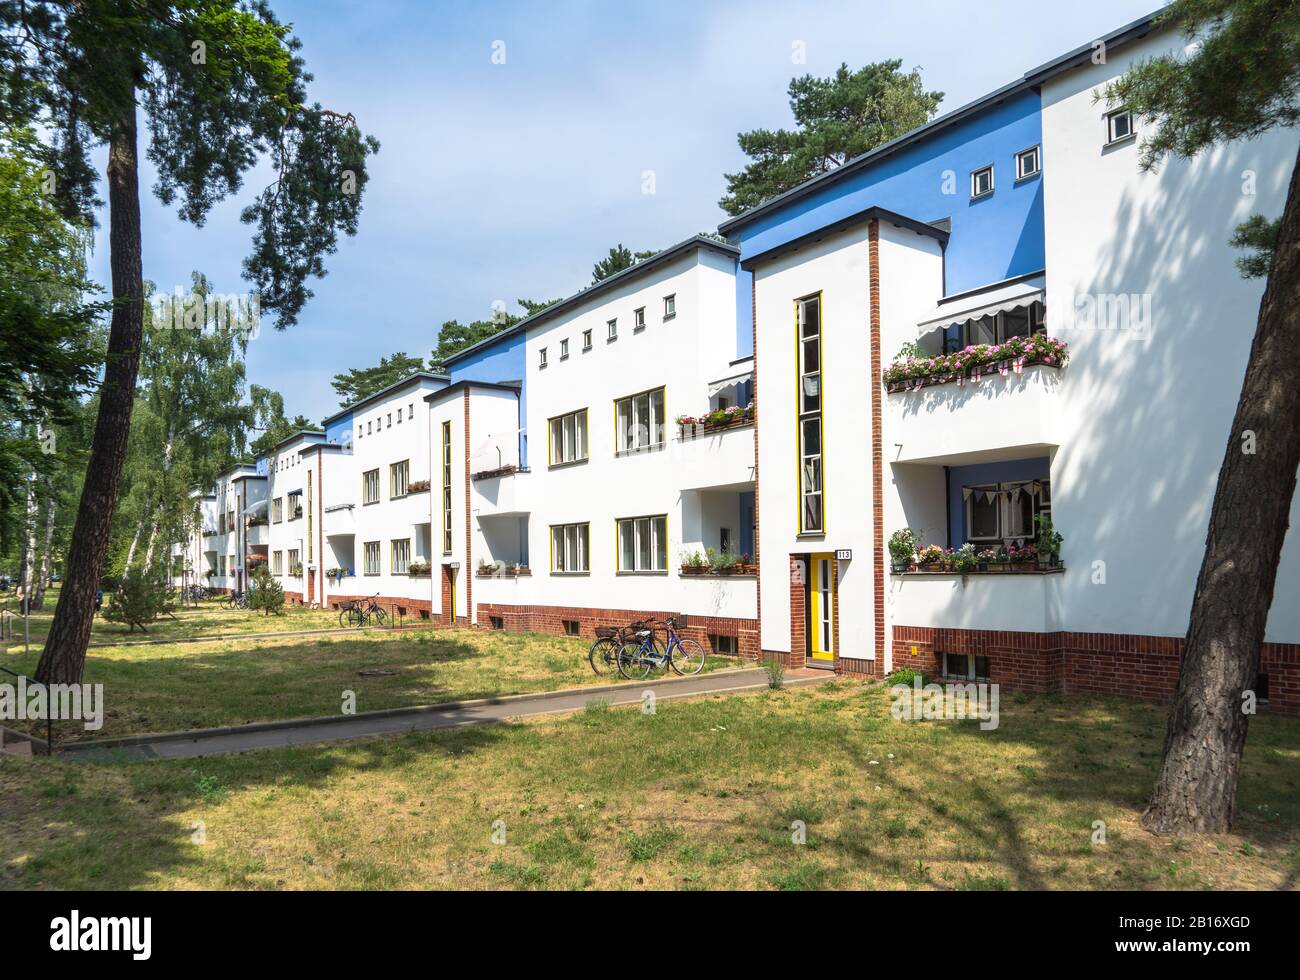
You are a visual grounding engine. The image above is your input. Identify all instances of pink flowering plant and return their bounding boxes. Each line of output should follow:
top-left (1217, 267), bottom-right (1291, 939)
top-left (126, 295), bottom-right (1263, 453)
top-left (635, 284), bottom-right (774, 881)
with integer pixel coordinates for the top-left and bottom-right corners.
top-left (676, 403), bottom-right (755, 429)
top-left (883, 334), bottom-right (1069, 389)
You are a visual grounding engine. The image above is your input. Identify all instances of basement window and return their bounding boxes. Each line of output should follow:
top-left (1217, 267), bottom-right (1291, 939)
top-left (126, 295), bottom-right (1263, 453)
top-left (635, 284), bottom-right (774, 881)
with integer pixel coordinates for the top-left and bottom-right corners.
top-left (562, 619), bottom-right (580, 637)
top-left (712, 635), bottom-right (737, 656)
top-left (942, 652), bottom-right (990, 681)
top-left (490, 616), bottom-right (504, 630)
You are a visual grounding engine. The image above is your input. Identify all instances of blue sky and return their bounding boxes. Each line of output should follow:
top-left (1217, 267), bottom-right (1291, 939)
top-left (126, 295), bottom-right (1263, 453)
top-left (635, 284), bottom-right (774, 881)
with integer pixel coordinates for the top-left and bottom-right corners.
top-left (90, 0), bottom-right (1162, 425)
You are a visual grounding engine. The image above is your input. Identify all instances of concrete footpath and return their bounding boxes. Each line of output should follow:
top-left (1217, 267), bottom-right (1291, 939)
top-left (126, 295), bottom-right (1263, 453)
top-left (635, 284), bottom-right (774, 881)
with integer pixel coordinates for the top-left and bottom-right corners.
top-left (59, 667), bottom-right (834, 761)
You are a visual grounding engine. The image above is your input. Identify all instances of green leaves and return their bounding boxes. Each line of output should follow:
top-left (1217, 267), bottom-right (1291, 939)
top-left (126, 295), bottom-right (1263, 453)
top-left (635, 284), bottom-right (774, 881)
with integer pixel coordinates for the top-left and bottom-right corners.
top-left (720, 60), bottom-right (943, 216)
top-left (1101, 0), bottom-right (1300, 171)
top-left (331, 353), bottom-right (427, 409)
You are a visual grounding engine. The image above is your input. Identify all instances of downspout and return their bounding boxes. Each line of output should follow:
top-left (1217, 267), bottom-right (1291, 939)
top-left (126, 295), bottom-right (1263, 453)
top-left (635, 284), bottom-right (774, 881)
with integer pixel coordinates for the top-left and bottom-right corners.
top-left (944, 466), bottom-right (952, 549)
top-left (317, 446), bottom-right (324, 608)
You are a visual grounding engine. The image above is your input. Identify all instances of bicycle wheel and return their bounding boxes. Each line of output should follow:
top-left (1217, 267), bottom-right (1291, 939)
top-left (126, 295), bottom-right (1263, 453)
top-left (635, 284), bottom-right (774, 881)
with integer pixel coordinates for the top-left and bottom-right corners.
top-left (588, 637), bottom-right (618, 675)
top-left (616, 641), bottom-right (655, 680)
top-left (338, 607), bottom-right (353, 628)
top-left (670, 637), bottom-right (707, 676)
top-left (371, 605), bottom-right (388, 626)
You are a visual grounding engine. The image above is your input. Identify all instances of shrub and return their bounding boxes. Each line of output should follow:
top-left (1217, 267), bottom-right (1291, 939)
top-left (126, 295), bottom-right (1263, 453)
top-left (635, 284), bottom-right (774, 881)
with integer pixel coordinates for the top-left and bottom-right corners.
top-left (248, 564), bottom-right (285, 616)
top-left (103, 568), bottom-right (174, 632)
top-left (886, 667), bottom-right (930, 687)
top-left (762, 653), bottom-right (786, 689)
top-left (888, 528), bottom-right (919, 568)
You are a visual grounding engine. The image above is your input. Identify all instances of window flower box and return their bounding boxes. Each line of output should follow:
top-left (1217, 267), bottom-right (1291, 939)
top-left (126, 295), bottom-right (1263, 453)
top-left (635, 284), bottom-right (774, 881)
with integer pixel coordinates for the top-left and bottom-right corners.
top-left (472, 464), bottom-right (518, 482)
top-left (408, 561), bottom-right (432, 576)
top-left (676, 403), bottom-right (755, 434)
top-left (884, 336), bottom-right (1069, 393)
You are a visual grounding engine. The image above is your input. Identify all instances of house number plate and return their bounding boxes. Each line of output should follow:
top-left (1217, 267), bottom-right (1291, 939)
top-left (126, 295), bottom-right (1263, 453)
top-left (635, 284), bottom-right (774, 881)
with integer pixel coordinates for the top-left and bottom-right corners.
top-left (835, 549), bottom-right (852, 561)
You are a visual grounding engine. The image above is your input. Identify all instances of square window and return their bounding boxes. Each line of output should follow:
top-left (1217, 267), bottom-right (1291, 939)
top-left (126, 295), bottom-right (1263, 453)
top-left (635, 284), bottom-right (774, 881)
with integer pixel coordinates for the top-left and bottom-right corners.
top-left (582, 329), bottom-right (592, 351)
top-left (607, 318), bottom-right (618, 341)
top-left (1015, 146), bottom-right (1040, 180)
top-left (943, 652), bottom-right (972, 679)
top-left (490, 615), bottom-right (504, 630)
top-left (971, 165), bottom-right (994, 199)
top-left (562, 619), bottom-right (580, 637)
top-left (634, 307), bottom-right (646, 331)
top-left (1107, 109), bottom-right (1134, 144)
top-left (663, 295), bottom-right (676, 320)
top-left (712, 635), bottom-right (737, 655)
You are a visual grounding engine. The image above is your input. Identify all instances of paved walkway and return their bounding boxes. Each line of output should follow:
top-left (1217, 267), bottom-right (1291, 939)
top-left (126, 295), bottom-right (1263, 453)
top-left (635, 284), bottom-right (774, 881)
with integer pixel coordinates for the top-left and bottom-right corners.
top-left (59, 667), bottom-right (834, 761)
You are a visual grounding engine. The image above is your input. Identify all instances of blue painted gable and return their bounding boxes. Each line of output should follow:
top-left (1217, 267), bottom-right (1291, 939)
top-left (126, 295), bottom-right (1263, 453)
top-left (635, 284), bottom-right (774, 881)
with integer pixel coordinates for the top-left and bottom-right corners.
top-left (446, 330), bottom-right (530, 466)
top-left (729, 88), bottom-right (1045, 357)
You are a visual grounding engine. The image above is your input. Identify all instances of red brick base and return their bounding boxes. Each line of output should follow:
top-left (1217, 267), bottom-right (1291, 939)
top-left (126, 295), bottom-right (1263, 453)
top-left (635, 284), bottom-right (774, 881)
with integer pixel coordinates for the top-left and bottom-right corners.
top-left (477, 602), bottom-right (759, 657)
top-left (892, 625), bottom-right (1300, 715)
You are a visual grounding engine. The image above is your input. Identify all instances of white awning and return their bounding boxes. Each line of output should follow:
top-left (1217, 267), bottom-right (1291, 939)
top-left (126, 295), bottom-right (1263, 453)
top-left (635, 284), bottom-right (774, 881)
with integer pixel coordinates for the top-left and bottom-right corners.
top-left (707, 370), bottom-right (753, 397)
top-left (241, 498), bottom-right (269, 516)
top-left (917, 282), bottom-right (1045, 335)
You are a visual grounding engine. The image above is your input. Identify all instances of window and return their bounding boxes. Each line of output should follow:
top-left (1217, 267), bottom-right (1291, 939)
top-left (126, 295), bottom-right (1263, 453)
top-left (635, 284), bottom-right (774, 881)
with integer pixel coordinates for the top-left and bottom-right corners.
top-left (287, 492), bottom-right (301, 519)
top-left (562, 620), bottom-right (580, 637)
top-left (408, 404), bottom-right (414, 420)
top-left (550, 523), bottom-right (590, 573)
top-left (582, 329), bottom-right (592, 351)
top-left (490, 615), bottom-right (504, 630)
top-left (943, 301), bottom-right (1046, 352)
top-left (396, 409), bottom-right (402, 424)
top-left (971, 165), bottom-right (994, 199)
top-left (287, 548), bottom-right (300, 573)
top-left (963, 480), bottom-right (1051, 544)
top-left (615, 387), bottom-right (665, 455)
top-left (1015, 145), bottom-right (1041, 180)
top-left (362, 468), bottom-right (380, 505)
top-left (364, 540), bottom-right (381, 575)
top-left (272, 551), bottom-right (283, 575)
top-left (712, 635), bottom-right (737, 655)
top-left (634, 307), bottom-right (646, 331)
top-left (272, 497), bottom-right (283, 523)
top-left (942, 652), bottom-right (991, 681)
top-left (441, 421), bottom-right (453, 553)
top-left (539, 347), bottom-right (548, 368)
top-left (218, 512), bottom-right (226, 535)
top-left (663, 294), bottom-right (676, 320)
top-left (617, 515), bottom-right (667, 573)
top-left (549, 409), bottom-right (588, 466)
top-left (367, 421), bottom-right (372, 434)
top-left (218, 555), bottom-right (226, 576)
top-left (389, 459), bottom-right (410, 498)
top-left (391, 538), bottom-right (411, 575)
top-left (1106, 108), bottom-right (1134, 144)
top-left (797, 295), bottom-right (823, 533)
top-left (607, 318), bottom-right (617, 341)
top-left (387, 413), bottom-right (392, 428)
top-left (560, 338), bottom-right (569, 360)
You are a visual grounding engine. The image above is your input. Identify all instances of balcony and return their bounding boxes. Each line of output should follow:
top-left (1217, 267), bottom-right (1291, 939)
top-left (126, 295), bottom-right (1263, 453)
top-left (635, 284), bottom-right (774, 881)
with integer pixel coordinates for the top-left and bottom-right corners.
top-left (890, 569), bottom-right (1064, 634)
top-left (246, 523), bottom-right (269, 546)
top-left (474, 468), bottom-right (531, 517)
top-left (672, 416), bottom-right (755, 492)
top-left (887, 364), bottom-right (1063, 465)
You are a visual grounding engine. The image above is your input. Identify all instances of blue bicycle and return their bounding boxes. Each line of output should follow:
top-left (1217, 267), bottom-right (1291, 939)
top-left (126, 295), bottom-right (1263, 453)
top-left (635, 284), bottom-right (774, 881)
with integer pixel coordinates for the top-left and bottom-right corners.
top-left (616, 616), bottom-right (706, 679)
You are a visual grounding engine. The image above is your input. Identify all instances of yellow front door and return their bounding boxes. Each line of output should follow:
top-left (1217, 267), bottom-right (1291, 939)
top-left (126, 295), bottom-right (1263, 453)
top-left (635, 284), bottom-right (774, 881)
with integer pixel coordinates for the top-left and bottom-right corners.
top-left (808, 553), bottom-right (834, 664)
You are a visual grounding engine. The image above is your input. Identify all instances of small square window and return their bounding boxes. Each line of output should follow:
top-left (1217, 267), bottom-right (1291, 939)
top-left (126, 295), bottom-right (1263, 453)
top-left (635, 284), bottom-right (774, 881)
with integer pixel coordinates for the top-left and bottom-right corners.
top-left (971, 165), bottom-right (994, 199)
top-left (539, 347), bottom-right (548, 368)
top-left (1015, 146), bottom-right (1040, 180)
top-left (562, 619), bottom-right (580, 637)
top-left (490, 615), bottom-right (504, 630)
top-left (1107, 108), bottom-right (1134, 144)
top-left (560, 338), bottom-right (569, 360)
top-left (634, 307), bottom-right (646, 331)
top-left (663, 295), bottom-right (676, 320)
top-left (582, 329), bottom-right (592, 351)
top-left (607, 318), bottom-right (618, 341)
top-left (712, 634), bottom-right (737, 655)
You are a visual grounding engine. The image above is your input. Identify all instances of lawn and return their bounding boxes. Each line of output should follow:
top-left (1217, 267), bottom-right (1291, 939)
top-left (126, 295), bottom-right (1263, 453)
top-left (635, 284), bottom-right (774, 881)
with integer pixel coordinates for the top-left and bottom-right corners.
top-left (1, 587), bottom-right (345, 647)
top-left (1, 627), bottom-right (734, 742)
top-left (2, 682), bottom-right (1297, 890)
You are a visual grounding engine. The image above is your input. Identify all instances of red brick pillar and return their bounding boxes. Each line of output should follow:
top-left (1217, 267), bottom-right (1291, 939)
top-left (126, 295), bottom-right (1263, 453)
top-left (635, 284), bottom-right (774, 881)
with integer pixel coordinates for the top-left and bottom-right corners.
top-left (788, 554), bottom-right (807, 669)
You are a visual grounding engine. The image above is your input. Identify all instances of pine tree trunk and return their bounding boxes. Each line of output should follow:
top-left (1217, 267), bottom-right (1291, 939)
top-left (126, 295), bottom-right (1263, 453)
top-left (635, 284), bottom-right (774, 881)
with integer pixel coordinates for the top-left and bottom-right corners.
top-left (35, 96), bottom-right (143, 686)
top-left (1142, 146), bottom-right (1300, 835)
top-left (31, 479), bottom-right (56, 610)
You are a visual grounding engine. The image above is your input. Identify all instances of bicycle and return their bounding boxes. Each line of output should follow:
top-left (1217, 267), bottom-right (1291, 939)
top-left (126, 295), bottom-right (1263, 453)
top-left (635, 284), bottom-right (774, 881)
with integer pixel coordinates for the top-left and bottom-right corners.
top-left (588, 619), bottom-right (656, 675)
top-left (616, 616), bottom-right (706, 679)
top-left (339, 593), bottom-right (388, 628)
top-left (220, 590), bottom-right (249, 610)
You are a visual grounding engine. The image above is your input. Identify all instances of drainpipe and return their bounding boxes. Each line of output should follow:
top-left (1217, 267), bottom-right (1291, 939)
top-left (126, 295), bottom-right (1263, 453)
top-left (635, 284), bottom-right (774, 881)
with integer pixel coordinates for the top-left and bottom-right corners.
top-left (317, 446), bottom-right (324, 608)
top-left (943, 466), bottom-right (952, 549)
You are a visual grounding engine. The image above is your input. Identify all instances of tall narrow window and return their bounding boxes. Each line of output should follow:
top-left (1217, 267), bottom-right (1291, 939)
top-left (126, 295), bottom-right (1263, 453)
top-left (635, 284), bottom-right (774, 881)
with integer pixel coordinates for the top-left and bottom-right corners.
top-left (616, 515), bottom-right (667, 572)
top-left (614, 387), bottom-right (665, 455)
top-left (389, 459), bottom-right (409, 498)
top-left (550, 523), bottom-right (589, 573)
top-left (362, 468), bottom-right (380, 505)
top-left (441, 420), bottom-right (453, 553)
top-left (797, 294), bottom-right (823, 533)
top-left (306, 471), bottom-right (313, 562)
top-left (391, 539), bottom-right (411, 575)
top-left (364, 540), bottom-right (381, 575)
top-left (549, 409), bottom-right (588, 466)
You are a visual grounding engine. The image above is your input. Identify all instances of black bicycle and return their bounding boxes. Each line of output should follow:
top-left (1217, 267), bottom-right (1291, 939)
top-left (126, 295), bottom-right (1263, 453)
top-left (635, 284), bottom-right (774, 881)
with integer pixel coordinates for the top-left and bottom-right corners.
top-left (339, 593), bottom-right (388, 627)
top-left (220, 589), bottom-right (249, 610)
top-left (588, 618), bottom-right (660, 675)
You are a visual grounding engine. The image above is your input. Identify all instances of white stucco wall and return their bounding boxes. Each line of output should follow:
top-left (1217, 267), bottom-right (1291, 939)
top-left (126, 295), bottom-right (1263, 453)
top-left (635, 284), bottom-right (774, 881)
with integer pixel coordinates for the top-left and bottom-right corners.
top-left (1042, 28), bottom-right (1300, 642)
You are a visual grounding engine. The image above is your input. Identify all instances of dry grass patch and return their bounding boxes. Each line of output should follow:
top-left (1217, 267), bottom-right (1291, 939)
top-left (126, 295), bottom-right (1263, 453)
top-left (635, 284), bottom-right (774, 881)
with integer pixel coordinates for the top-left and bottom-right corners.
top-left (2, 682), bottom-right (1297, 890)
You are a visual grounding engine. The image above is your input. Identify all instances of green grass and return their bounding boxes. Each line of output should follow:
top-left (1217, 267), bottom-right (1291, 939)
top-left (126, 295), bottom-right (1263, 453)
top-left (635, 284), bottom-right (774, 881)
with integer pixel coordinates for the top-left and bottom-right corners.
top-left (3, 682), bottom-right (1298, 890)
top-left (2, 626), bottom-right (733, 741)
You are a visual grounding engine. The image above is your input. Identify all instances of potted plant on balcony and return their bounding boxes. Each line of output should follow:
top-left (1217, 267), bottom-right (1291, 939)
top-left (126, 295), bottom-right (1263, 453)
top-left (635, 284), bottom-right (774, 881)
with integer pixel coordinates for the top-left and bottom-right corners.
top-left (916, 544), bottom-right (944, 570)
top-left (1007, 544), bottom-right (1038, 568)
top-left (735, 552), bottom-right (757, 575)
top-left (1034, 514), bottom-right (1063, 569)
top-left (289, 562), bottom-right (304, 576)
top-left (888, 528), bottom-right (920, 573)
top-left (953, 543), bottom-right (980, 584)
top-left (292, 505), bottom-right (303, 519)
top-left (512, 562), bottom-right (531, 577)
top-left (406, 479), bottom-right (431, 493)
top-left (708, 547), bottom-right (742, 575)
top-left (976, 548), bottom-right (998, 573)
top-left (681, 551), bottom-right (708, 575)
top-left (408, 560), bottom-right (431, 577)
